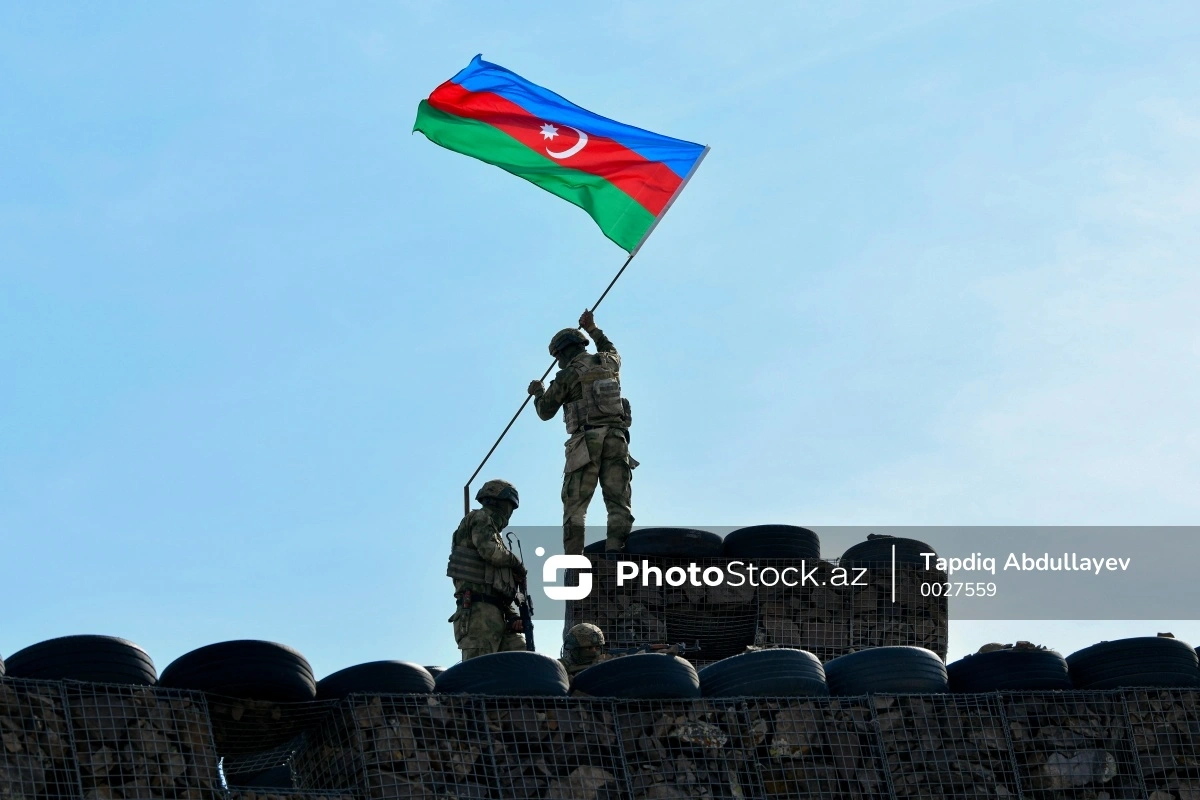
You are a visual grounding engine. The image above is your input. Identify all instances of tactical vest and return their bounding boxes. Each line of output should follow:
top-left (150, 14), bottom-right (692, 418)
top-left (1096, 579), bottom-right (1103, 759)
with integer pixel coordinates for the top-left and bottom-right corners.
top-left (563, 352), bottom-right (631, 434)
top-left (445, 511), bottom-right (517, 600)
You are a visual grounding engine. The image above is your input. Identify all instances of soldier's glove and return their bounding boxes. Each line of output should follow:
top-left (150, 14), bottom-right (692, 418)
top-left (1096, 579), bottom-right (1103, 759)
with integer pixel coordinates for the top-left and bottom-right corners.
top-left (579, 309), bottom-right (596, 332)
top-left (527, 380), bottom-right (544, 396)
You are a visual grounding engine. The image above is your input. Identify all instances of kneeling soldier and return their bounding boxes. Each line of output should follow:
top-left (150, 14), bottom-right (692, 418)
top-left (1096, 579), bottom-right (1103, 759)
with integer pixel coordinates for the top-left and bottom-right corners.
top-left (559, 623), bottom-right (610, 679)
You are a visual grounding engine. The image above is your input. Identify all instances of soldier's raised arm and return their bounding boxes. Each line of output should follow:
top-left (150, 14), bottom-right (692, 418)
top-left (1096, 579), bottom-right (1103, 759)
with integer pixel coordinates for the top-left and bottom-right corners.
top-left (530, 373), bottom-right (567, 420)
top-left (580, 309), bottom-right (619, 364)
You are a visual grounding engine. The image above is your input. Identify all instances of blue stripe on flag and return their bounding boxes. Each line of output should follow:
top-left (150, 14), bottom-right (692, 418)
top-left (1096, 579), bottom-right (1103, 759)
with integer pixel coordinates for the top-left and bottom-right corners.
top-left (451, 55), bottom-right (706, 180)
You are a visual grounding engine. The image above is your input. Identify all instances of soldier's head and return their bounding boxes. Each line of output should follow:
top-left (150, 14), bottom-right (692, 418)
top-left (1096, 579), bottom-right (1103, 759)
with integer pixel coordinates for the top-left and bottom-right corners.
top-left (563, 623), bottom-right (605, 665)
top-left (549, 328), bottom-right (589, 368)
top-left (476, 480), bottom-right (519, 521)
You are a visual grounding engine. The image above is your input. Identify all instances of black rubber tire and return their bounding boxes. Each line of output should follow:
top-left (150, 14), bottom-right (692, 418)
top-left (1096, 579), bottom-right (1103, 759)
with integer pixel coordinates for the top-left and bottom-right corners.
top-left (947, 649), bottom-right (1072, 692)
top-left (722, 526), bottom-right (821, 560)
top-left (840, 535), bottom-right (936, 566)
top-left (625, 527), bottom-right (723, 558)
top-left (316, 661), bottom-right (434, 699)
top-left (1067, 637), bottom-right (1200, 689)
top-left (572, 653), bottom-right (700, 699)
top-left (824, 647), bottom-right (948, 695)
top-left (699, 649), bottom-right (829, 697)
top-left (159, 641), bottom-right (316, 702)
top-left (4, 635), bottom-right (157, 685)
top-left (434, 652), bottom-right (569, 696)
top-left (224, 764), bottom-right (294, 789)
top-left (424, 666), bottom-right (446, 678)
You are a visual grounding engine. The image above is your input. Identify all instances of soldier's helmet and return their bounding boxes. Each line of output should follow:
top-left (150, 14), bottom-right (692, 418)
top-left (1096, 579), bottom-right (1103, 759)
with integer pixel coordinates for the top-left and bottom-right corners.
top-left (476, 479), bottom-right (519, 509)
top-left (565, 623), bottom-right (606, 651)
top-left (549, 328), bottom-right (589, 358)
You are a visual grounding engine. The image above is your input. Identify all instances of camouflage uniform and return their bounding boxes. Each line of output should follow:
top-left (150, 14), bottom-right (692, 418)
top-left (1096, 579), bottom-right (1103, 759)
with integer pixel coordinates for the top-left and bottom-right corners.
top-left (446, 484), bottom-right (527, 661)
top-left (534, 327), bottom-right (637, 554)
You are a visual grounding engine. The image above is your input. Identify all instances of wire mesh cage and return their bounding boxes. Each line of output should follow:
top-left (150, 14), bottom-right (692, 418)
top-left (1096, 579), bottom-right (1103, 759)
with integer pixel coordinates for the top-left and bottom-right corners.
top-left (290, 704), bottom-right (362, 794)
top-left (481, 696), bottom-right (628, 799)
top-left (227, 791), bottom-right (358, 800)
top-left (564, 558), bottom-right (667, 651)
top-left (219, 735), bottom-right (306, 793)
top-left (564, 554), bottom-right (948, 667)
top-left (847, 563), bottom-right (948, 660)
top-left (319, 694), bottom-right (492, 799)
top-left (1001, 690), bottom-right (1146, 800)
top-left (205, 696), bottom-right (340, 761)
top-left (740, 696), bottom-right (890, 800)
top-left (1122, 687), bottom-right (1200, 799)
top-left (873, 693), bottom-right (1019, 798)
top-left (753, 560), bottom-right (851, 663)
top-left (0, 678), bottom-right (81, 800)
top-left (63, 680), bottom-right (224, 800)
top-left (613, 698), bottom-right (755, 799)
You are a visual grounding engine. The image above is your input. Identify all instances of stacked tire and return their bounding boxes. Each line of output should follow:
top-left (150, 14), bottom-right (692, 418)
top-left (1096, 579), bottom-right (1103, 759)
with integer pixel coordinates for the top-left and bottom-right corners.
top-left (435, 652), bottom-right (569, 697)
top-left (573, 653), bottom-right (700, 699)
top-left (948, 648), bottom-right (1072, 692)
top-left (824, 647), bottom-right (948, 695)
top-left (722, 525), bottom-right (820, 560)
top-left (3, 635), bottom-right (157, 686)
top-left (699, 649), bottom-right (828, 697)
top-left (840, 534), bottom-right (935, 566)
top-left (1067, 637), bottom-right (1200, 689)
top-left (159, 640), bottom-right (317, 755)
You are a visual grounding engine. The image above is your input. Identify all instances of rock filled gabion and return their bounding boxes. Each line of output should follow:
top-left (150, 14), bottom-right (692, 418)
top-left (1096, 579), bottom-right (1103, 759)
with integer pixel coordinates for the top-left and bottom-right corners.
top-left (14, 676), bottom-right (1200, 798)
top-left (755, 560), bottom-right (851, 662)
top-left (1002, 692), bottom-right (1144, 799)
top-left (564, 559), bottom-right (667, 649)
top-left (847, 563), bottom-right (948, 660)
top-left (334, 695), bottom-right (489, 800)
top-left (566, 555), bottom-right (949, 665)
top-left (743, 697), bottom-right (890, 799)
top-left (873, 694), bottom-right (1020, 798)
top-left (0, 680), bottom-right (77, 800)
top-left (615, 700), bottom-right (752, 800)
top-left (1126, 689), bottom-right (1200, 799)
top-left (65, 683), bottom-right (224, 800)
top-left (484, 698), bottom-right (625, 799)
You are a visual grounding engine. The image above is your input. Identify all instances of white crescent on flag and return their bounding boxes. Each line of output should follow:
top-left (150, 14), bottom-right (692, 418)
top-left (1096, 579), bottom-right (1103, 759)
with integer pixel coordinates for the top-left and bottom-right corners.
top-left (546, 126), bottom-right (588, 159)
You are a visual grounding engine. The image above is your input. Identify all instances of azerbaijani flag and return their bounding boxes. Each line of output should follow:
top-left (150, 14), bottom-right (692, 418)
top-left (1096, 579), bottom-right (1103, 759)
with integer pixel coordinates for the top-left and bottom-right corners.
top-left (414, 55), bottom-right (709, 254)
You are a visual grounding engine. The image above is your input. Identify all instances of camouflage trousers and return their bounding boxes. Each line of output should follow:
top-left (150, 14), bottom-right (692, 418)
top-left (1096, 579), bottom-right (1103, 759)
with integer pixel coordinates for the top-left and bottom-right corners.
top-left (562, 428), bottom-right (635, 555)
top-left (450, 600), bottom-right (525, 661)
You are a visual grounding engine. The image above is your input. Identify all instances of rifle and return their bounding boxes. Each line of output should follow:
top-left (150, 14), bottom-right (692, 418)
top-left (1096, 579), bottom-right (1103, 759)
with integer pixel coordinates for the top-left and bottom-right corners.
top-left (506, 532), bottom-right (535, 652)
top-left (606, 641), bottom-right (701, 657)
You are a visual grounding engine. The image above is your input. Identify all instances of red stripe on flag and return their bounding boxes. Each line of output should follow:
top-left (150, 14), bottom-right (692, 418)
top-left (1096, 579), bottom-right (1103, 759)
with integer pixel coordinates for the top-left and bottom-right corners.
top-left (428, 81), bottom-right (681, 217)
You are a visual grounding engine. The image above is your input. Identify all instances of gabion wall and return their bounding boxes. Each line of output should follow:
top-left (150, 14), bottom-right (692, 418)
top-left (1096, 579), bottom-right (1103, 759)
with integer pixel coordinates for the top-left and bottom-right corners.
top-left (7, 678), bottom-right (1200, 799)
top-left (564, 556), bottom-right (949, 664)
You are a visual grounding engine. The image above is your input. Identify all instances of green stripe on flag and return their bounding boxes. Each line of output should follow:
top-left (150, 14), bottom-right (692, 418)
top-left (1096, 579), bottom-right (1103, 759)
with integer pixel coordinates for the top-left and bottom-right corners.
top-left (414, 100), bottom-right (656, 252)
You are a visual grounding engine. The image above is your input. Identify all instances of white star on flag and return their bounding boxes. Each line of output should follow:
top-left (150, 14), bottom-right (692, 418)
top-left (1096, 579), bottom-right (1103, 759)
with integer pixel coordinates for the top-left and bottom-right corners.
top-left (539, 123), bottom-right (559, 140)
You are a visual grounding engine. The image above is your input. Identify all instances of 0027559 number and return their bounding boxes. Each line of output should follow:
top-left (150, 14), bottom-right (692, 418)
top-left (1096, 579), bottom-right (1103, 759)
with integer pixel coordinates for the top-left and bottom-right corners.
top-left (920, 582), bottom-right (998, 597)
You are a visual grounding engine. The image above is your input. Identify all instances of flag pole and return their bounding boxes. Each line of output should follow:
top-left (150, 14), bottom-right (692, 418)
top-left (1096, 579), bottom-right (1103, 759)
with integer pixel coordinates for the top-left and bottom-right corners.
top-left (463, 251), bottom-right (635, 515)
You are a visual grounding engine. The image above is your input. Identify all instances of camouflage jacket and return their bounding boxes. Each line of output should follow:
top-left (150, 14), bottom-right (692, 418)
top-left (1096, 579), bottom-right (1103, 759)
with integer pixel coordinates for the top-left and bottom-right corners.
top-left (558, 653), bottom-right (611, 678)
top-left (534, 327), bottom-right (627, 429)
top-left (450, 507), bottom-right (522, 604)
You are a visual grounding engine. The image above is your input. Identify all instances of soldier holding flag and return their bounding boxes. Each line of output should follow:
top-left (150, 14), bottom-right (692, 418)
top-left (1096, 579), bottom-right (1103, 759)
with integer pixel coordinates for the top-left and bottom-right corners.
top-left (528, 310), bottom-right (637, 555)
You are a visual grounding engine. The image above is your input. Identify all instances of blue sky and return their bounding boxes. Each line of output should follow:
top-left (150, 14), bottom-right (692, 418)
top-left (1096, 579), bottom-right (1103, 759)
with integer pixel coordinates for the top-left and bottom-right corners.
top-left (3, 2), bottom-right (1199, 678)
